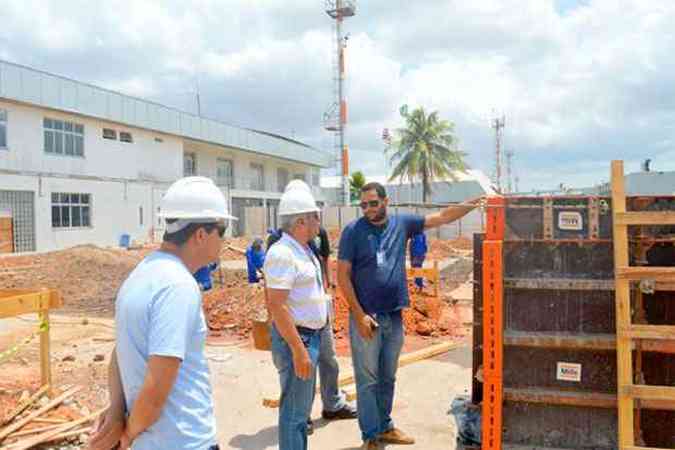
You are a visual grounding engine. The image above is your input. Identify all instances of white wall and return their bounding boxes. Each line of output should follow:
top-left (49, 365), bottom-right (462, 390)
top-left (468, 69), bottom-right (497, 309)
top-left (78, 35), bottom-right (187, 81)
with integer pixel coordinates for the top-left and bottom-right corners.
top-left (0, 100), bottom-right (182, 181)
top-left (2, 173), bottom-right (164, 252)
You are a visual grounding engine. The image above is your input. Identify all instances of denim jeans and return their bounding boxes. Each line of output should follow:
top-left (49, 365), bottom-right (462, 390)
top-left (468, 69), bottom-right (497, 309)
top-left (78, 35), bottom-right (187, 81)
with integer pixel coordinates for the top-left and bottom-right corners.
top-left (349, 311), bottom-right (404, 442)
top-left (318, 308), bottom-right (348, 412)
top-left (271, 324), bottom-right (322, 450)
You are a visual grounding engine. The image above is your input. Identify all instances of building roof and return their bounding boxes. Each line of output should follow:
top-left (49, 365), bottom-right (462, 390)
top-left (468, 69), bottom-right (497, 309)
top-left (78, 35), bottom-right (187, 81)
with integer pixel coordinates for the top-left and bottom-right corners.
top-left (0, 60), bottom-right (332, 167)
top-left (321, 170), bottom-right (496, 193)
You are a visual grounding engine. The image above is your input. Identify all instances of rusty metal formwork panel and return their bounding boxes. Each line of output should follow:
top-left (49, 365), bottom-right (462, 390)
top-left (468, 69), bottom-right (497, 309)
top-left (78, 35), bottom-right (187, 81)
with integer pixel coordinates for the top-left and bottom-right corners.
top-left (474, 195), bottom-right (675, 450)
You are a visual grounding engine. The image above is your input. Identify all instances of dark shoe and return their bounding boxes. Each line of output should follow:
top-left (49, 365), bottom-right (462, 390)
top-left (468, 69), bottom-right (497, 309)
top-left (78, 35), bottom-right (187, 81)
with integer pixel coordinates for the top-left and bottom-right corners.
top-left (306, 419), bottom-right (314, 435)
top-left (378, 427), bottom-right (415, 445)
top-left (321, 404), bottom-right (358, 420)
top-left (362, 439), bottom-right (379, 450)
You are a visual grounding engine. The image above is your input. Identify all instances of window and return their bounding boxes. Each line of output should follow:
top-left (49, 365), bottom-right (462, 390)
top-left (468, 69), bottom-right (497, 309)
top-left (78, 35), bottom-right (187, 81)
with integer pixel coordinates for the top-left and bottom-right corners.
top-left (0, 109), bottom-right (7, 149)
top-left (184, 152), bottom-right (196, 176)
top-left (102, 128), bottom-right (117, 140)
top-left (250, 163), bottom-right (265, 191)
top-left (44, 118), bottom-right (84, 157)
top-left (51, 193), bottom-right (91, 228)
top-left (217, 159), bottom-right (234, 187)
top-left (120, 132), bottom-right (133, 143)
top-left (277, 168), bottom-right (289, 192)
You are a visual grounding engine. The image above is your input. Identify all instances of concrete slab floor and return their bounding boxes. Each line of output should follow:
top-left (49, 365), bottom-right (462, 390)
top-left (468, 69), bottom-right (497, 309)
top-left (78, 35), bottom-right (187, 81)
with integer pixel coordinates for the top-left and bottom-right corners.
top-left (211, 343), bottom-right (472, 449)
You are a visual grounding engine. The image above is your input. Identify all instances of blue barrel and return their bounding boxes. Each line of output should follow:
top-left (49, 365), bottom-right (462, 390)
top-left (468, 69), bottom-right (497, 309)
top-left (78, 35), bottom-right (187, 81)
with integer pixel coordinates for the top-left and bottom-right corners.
top-left (119, 233), bottom-right (130, 249)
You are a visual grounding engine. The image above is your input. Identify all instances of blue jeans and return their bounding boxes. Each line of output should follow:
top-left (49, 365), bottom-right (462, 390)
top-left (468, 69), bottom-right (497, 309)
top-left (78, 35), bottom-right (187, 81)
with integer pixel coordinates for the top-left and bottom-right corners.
top-left (349, 311), bottom-right (404, 442)
top-left (271, 324), bottom-right (322, 450)
top-left (318, 311), bottom-right (348, 412)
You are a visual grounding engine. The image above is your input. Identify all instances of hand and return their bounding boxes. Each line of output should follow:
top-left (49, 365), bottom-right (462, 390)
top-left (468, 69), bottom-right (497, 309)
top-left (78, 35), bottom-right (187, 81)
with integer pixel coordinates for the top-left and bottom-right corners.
top-left (86, 407), bottom-right (124, 450)
top-left (119, 428), bottom-right (133, 450)
top-left (356, 314), bottom-right (378, 340)
top-left (291, 344), bottom-right (312, 380)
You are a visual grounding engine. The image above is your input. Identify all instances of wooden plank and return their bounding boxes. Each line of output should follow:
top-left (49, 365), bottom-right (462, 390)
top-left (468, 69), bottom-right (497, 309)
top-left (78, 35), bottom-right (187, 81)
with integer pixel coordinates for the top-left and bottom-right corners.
top-left (0, 386), bottom-right (82, 443)
top-left (262, 341), bottom-right (460, 407)
top-left (616, 266), bottom-right (675, 281)
top-left (504, 387), bottom-right (675, 411)
top-left (7, 422), bottom-right (65, 439)
top-left (624, 447), bottom-right (675, 450)
top-left (615, 211), bottom-right (675, 226)
top-left (0, 290), bottom-right (60, 319)
top-left (42, 426), bottom-right (92, 444)
top-left (0, 385), bottom-right (50, 426)
top-left (504, 387), bottom-right (615, 409)
top-left (622, 384), bottom-right (675, 401)
top-left (611, 160), bottom-right (635, 448)
top-left (9, 408), bottom-right (103, 450)
top-left (504, 331), bottom-right (616, 350)
top-left (620, 324), bottom-right (675, 340)
top-left (30, 418), bottom-right (69, 424)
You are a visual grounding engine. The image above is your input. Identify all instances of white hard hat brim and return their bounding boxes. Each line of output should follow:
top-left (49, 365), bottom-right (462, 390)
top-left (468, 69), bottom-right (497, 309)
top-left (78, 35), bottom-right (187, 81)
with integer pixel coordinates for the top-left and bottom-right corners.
top-left (158, 211), bottom-right (238, 221)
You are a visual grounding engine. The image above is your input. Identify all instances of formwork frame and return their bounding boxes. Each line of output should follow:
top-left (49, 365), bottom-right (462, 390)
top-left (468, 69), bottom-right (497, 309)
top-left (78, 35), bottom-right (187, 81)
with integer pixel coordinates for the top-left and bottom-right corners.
top-left (610, 160), bottom-right (675, 450)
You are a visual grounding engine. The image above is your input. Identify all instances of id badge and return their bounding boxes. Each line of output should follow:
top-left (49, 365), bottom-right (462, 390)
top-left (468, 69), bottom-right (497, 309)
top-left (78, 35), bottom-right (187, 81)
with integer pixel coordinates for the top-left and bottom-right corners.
top-left (376, 250), bottom-right (385, 266)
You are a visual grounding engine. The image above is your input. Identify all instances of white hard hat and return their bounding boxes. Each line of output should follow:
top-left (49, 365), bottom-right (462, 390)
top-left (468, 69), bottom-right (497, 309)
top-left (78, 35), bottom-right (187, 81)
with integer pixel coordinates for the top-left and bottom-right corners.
top-left (159, 177), bottom-right (237, 221)
top-left (278, 181), bottom-right (320, 216)
top-left (284, 179), bottom-right (311, 193)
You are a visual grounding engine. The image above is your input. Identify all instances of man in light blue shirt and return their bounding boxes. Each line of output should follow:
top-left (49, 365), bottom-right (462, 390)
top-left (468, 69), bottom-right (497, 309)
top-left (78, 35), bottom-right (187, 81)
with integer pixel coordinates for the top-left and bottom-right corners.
top-left (88, 177), bottom-right (236, 450)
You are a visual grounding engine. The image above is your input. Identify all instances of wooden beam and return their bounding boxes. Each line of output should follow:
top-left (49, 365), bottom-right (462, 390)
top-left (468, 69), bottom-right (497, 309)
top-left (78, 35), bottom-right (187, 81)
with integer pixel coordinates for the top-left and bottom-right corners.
top-left (620, 324), bottom-right (675, 340)
top-left (9, 408), bottom-right (103, 450)
top-left (0, 385), bottom-right (49, 427)
top-left (622, 384), bottom-right (675, 401)
top-left (504, 387), bottom-right (615, 409)
top-left (623, 447), bottom-right (675, 450)
top-left (0, 290), bottom-right (61, 319)
top-left (504, 331), bottom-right (615, 350)
top-left (616, 266), bottom-right (675, 281)
top-left (262, 341), bottom-right (460, 407)
top-left (0, 386), bottom-right (82, 443)
top-left (42, 426), bottom-right (92, 444)
top-left (7, 422), bottom-right (65, 439)
top-left (611, 159), bottom-right (635, 448)
top-left (615, 211), bottom-right (675, 226)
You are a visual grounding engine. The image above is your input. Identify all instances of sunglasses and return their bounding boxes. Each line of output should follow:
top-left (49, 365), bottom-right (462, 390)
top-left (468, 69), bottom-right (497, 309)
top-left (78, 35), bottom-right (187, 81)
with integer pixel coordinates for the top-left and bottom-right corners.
top-left (204, 222), bottom-right (227, 238)
top-left (360, 200), bottom-right (381, 210)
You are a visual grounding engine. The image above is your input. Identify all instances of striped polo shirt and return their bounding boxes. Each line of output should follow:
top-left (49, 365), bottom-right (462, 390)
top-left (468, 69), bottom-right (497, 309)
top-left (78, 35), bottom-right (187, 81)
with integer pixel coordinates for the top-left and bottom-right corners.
top-left (263, 232), bottom-right (328, 330)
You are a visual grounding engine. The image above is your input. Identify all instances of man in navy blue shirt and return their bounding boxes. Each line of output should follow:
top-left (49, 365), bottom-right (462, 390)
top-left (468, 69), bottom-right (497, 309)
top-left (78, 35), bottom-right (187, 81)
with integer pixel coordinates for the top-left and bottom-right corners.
top-left (338, 182), bottom-right (477, 449)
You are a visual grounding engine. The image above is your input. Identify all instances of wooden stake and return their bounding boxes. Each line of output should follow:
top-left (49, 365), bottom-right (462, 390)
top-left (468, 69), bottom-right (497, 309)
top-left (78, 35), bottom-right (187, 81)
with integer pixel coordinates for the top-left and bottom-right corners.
top-left (1, 385), bottom-right (50, 426)
top-left (8, 408), bottom-right (103, 450)
top-left (0, 386), bottom-right (82, 443)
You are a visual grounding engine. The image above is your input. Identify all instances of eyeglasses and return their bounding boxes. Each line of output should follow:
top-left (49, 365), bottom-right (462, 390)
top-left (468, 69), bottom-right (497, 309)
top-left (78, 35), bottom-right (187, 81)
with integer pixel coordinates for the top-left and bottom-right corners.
top-left (360, 200), bottom-right (381, 210)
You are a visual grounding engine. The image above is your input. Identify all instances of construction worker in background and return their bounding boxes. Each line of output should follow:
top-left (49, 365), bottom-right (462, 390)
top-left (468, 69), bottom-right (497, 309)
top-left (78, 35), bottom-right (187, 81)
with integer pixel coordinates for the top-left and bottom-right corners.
top-left (194, 261), bottom-right (219, 291)
top-left (409, 232), bottom-right (427, 291)
top-left (263, 180), bottom-right (329, 450)
top-left (88, 177), bottom-right (236, 450)
top-left (338, 182), bottom-right (478, 450)
top-left (246, 238), bottom-right (266, 283)
top-left (266, 182), bottom-right (357, 436)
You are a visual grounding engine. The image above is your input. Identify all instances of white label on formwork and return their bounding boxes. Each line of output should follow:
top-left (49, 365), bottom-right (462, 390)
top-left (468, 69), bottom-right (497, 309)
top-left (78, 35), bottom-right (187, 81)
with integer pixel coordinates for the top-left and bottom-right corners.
top-left (558, 211), bottom-right (583, 230)
top-left (556, 362), bottom-right (582, 382)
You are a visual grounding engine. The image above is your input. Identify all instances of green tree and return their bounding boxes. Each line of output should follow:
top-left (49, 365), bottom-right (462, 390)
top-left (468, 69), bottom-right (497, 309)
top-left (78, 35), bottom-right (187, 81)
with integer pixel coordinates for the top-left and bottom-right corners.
top-left (349, 171), bottom-right (366, 204)
top-left (387, 105), bottom-right (467, 203)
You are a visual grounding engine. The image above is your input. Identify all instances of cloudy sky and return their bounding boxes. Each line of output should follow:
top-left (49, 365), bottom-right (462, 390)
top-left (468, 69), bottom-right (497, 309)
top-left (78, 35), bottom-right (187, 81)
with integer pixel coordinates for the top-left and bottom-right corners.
top-left (2, 0), bottom-right (675, 191)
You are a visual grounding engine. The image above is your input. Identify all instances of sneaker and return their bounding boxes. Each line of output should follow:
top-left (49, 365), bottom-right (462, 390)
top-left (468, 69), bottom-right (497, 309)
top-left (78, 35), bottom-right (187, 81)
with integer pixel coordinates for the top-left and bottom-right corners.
top-left (306, 419), bottom-right (314, 435)
top-left (361, 439), bottom-right (379, 450)
top-left (378, 428), bottom-right (415, 445)
top-left (321, 404), bottom-right (358, 420)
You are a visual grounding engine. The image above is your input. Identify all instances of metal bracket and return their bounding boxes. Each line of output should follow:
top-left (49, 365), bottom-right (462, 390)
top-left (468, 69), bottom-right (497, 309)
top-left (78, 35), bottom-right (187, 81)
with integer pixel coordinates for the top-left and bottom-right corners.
top-left (543, 197), bottom-right (554, 239)
top-left (589, 197), bottom-right (600, 240)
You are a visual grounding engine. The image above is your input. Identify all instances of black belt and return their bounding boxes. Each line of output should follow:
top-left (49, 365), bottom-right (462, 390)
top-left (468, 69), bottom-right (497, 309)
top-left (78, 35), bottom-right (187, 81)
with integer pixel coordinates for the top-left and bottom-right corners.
top-left (296, 325), bottom-right (323, 335)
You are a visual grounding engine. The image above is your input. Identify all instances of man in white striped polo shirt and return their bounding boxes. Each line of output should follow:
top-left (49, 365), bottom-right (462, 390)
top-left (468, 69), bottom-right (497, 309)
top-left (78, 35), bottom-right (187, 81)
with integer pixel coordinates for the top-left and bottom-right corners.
top-left (264, 181), bottom-right (328, 450)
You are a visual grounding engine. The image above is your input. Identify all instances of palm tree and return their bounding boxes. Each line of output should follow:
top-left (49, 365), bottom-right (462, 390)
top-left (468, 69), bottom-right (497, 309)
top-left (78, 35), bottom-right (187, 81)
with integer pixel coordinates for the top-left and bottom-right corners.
top-left (349, 171), bottom-right (366, 204)
top-left (387, 105), bottom-right (467, 203)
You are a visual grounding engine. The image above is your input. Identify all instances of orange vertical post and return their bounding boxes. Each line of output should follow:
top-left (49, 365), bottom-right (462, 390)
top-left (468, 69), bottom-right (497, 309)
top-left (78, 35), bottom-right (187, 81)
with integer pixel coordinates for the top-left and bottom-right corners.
top-left (482, 196), bottom-right (505, 450)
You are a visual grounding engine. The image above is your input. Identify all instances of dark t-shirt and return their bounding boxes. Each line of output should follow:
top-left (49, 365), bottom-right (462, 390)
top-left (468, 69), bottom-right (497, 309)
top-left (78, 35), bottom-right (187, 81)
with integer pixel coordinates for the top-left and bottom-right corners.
top-left (338, 214), bottom-right (425, 314)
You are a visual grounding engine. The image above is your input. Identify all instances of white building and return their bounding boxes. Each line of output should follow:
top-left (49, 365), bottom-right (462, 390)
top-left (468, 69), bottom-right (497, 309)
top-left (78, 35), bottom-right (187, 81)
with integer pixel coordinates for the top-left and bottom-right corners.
top-left (0, 60), bottom-right (331, 253)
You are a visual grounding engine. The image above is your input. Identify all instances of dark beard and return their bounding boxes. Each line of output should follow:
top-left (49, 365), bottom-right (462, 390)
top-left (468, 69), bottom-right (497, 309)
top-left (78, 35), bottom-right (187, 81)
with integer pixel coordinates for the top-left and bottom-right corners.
top-left (369, 206), bottom-right (387, 223)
